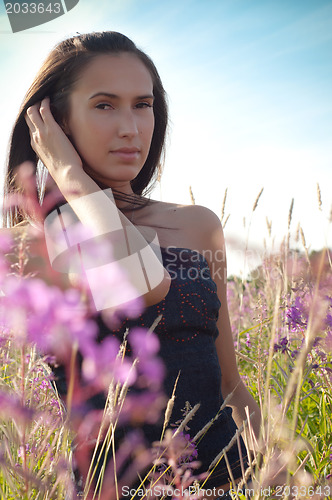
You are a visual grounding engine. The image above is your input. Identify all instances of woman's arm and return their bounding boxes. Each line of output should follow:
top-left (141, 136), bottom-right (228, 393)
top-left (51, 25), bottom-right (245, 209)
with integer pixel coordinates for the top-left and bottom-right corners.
top-left (25, 98), bottom-right (171, 308)
top-left (194, 206), bottom-right (262, 450)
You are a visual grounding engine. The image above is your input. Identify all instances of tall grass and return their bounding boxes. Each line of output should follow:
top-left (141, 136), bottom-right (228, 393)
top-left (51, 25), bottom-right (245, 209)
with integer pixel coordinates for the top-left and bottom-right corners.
top-left (0, 180), bottom-right (331, 499)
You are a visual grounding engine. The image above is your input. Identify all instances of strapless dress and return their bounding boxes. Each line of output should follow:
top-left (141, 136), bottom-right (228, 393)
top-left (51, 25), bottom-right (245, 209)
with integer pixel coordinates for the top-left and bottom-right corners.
top-left (91, 246), bottom-right (248, 488)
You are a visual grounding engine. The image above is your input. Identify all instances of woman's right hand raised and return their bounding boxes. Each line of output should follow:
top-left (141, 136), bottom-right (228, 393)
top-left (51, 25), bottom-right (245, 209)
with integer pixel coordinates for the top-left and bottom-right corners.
top-left (25, 97), bottom-right (83, 188)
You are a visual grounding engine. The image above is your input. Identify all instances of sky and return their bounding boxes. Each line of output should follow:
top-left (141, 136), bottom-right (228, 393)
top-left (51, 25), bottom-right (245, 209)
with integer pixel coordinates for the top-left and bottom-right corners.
top-left (0, 0), bottom-right (331, 277)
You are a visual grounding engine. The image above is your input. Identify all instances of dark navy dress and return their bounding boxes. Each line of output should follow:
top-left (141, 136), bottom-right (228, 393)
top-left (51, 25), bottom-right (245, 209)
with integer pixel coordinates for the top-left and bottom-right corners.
top-left (95, 246), bottom-right (248, 488)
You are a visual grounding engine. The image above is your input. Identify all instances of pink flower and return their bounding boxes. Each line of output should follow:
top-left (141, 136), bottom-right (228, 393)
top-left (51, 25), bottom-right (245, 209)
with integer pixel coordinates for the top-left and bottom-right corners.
top-left (119, 391), bottom-right (167, 426)
top-left (0, 275), bottom-right (97, 361)
top-left (128, 327), bottom-right (160, 357)
top-left (128, 328), bottom-right (165, 388)
top-left (80, 336), bottom-right (136, 388)
top-left (0, 392), bottom-right (34, 423)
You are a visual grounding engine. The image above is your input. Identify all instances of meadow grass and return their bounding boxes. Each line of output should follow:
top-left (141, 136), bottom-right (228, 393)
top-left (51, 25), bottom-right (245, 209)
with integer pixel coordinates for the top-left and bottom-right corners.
top-left (0, 190), bottom-right (331, 499)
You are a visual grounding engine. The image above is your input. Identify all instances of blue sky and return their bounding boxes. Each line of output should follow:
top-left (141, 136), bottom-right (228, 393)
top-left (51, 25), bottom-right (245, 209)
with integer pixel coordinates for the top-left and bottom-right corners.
top-left (0, 0), bottom-right (331, 276)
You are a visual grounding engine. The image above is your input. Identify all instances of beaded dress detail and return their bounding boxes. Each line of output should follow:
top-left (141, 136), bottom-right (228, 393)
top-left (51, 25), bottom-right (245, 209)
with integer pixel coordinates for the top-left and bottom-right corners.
top-left (96, 246), bottom-right (247, 487)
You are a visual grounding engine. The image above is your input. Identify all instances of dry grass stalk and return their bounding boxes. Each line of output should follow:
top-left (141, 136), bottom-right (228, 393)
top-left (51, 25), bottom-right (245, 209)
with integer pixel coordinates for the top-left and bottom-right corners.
top-left (244, 405), bottom-right (260, 459)
top-left (299, 226), bottom-right (311, 268)
top-left (162, 372), bottom-right (180, 433)
top-left (288, 198), bottom-right (294, 230)
top-left (118, 358), bottom-right (138, 403)
top-left (192, 390), bottom-right (234, 443)
top-left (223, 450), bottom-right (236, 491)
top-left (266, 217), bottom-right (272, 238)
top-left (208, 412), bottom-right (254, 471)
top-left (295, 222), bottom-right (300, 243)
top-left (237, 454), bottom-right (259, 492)
top-left (221, 188), bottom-right (228, 222)
top-left (173, 403), bottom-right (200, 437)
top-left (252, 188), bottom-right (264, 212)
top-left (222, 214), bottom-right (230, 229)
top-left (189, 186), bottom-right (195, 205)
top-left (316, 183), bottom-right (322, 211)
top-left (234, 349), bottom-right (256, 364)
top-left (148, 315), bottom-right (162, 334)
top-left (263, 283), bottom-right (282, 422)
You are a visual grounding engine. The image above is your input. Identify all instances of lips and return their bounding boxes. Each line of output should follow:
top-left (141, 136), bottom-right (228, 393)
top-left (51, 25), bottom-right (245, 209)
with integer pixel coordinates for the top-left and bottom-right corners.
top-left (110, 147), bottom-right (141, 161)
top-left (112, 147), bottom-right (140, 153)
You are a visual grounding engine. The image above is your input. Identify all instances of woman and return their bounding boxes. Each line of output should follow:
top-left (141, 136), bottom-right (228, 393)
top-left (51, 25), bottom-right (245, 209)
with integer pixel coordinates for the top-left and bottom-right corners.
top-left (3, 31), bottom-right (260, 498)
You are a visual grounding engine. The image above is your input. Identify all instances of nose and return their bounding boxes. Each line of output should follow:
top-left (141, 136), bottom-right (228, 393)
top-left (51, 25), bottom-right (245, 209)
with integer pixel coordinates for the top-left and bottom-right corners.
top-left (117, 108), bottom-right (139, 138)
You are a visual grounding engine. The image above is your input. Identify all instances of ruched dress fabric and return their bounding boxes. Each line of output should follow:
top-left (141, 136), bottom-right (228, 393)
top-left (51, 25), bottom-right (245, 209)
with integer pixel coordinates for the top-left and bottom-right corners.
top-left (94, 246), bottom-right (248, 488)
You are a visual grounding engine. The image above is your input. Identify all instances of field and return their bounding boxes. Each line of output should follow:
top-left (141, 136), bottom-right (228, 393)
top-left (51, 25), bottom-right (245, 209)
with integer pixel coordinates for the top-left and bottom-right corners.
top-left (0, 187), bottom-right (331, 500)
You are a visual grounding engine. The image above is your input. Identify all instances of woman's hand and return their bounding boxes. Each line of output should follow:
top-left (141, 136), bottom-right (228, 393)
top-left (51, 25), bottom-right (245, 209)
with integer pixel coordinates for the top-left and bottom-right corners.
top-left (25, 97), bottom-right (83, 186)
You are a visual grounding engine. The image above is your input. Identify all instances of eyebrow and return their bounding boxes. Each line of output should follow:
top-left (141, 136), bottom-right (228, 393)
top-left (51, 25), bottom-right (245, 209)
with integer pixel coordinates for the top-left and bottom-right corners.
top-left (89, 92), bottom-right (154, 100)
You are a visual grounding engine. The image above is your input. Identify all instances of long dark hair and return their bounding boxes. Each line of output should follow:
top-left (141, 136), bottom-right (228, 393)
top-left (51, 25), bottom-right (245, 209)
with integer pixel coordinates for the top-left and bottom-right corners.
top-left (3, 31), bottom-right (168, 227)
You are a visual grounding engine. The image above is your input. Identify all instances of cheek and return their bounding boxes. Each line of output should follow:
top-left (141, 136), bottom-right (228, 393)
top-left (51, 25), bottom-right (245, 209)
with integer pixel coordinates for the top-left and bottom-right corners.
top-left (142, 115), bottom-right (155, 142)
top-left (68, 116), bottom-right (104, 150)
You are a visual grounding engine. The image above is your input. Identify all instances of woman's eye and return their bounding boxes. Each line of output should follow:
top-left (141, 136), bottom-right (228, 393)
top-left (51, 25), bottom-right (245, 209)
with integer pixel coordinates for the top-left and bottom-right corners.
top-left (136, 102), bottom-right (153, 109)
top-left (96, 103), bottom-right (112, 110)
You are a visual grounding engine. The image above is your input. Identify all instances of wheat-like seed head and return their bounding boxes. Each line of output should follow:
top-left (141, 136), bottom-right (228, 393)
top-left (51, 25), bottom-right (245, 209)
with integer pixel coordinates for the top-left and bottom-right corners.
top-left (288, 198), bottom-right (294, 230)
top-left (189, 186), bottom-right (195, 205)
top-left (266, 217), bottom-right (272, 237)
top-left (252, 188), bottom-right (264, 212)
top-left (316, 183), bottom-right (322, 211)
top-left (221, 187), bottom-right (228, 222)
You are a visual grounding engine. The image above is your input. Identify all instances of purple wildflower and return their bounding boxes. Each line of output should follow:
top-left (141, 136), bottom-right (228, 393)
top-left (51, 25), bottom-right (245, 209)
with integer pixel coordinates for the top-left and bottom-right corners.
top-left (287, 296), bottom-right (307, 330)
top-left (119, 391), bottom-right (167, 426)
top-left (0, 275), bottom-right (98, 360)
top-left (83, 252), bottom-right (145, 315)
top-left (274, 336), bottom-right (289, 353)
top-left (80, 336), bottom-right (136, 388)
top-left (326, 311), bottom-right (332, 329)
top-left (0, 392), bottom-right (34, 423)
top-left (181, 432), bottom-right (198, 462)
top-left (128, 328), bottom-right (165, 388)
top-left (324, 331), bottom-right (332, 352)
top-left (290, 349), bottom-right (299, 359)
top-left (152, 428), bottom-right (201, 472)
top-left (313, 337), bottom-right (322, 348)
top-left (128, 327), bottom-right (160, 357)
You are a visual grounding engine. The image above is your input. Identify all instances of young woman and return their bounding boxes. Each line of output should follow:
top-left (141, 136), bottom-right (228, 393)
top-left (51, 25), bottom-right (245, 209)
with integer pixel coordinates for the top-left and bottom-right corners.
top-left (3, 31), bottom-right (261, 498)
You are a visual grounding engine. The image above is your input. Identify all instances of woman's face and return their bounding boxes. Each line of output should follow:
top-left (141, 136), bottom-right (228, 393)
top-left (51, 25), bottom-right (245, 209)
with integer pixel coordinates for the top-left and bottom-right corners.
top-left (63, 53), bottom-right (155, 193)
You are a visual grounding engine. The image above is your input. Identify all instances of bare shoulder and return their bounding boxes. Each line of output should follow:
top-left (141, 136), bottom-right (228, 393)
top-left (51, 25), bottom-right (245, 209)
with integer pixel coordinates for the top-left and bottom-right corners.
top-left (183, 205), bottom-right (225, 260)
top-left (149, 200), bottom-right (224, 255)
top-left (150, 199), bottom-right (221, 226)
top-left (178, 203), bottom-right (222, 228)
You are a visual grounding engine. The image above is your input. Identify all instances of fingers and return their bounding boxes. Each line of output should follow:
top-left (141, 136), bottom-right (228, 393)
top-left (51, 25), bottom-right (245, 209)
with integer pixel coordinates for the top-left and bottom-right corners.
top-left (39, 97), bottom-right (52, 121)
top-left (25, 111), bottom-right (35, 133)
top-left (25, 102), bottom-right (44, 133)
top-left (25, 108), bottom-right (38, 152)
top-left (25, 98), bottom-right (52, 152)
top-left (26, 97), bottom-right (53, 127)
